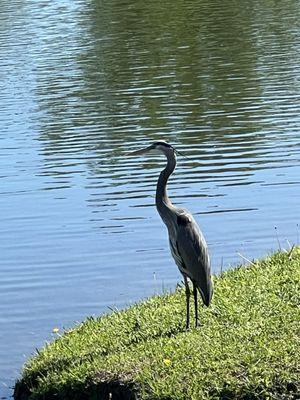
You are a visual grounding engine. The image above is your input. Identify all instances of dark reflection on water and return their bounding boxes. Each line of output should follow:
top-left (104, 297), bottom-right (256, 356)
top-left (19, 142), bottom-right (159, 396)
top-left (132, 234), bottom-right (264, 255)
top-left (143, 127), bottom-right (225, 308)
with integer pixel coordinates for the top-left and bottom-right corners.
top-left (0, 0), bottom-right (300, 396)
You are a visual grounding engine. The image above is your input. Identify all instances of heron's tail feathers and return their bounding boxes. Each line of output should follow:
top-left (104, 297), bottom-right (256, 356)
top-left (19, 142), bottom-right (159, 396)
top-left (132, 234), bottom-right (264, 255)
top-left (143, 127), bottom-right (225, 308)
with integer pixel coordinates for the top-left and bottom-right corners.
top-left (197, 279), bottom-right (213, 307)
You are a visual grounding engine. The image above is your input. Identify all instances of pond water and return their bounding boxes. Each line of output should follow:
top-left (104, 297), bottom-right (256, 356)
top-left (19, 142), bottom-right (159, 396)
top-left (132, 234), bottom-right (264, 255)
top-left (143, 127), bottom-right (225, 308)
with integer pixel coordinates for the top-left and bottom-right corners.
top-left (0, 0), bottom-right (300, 397)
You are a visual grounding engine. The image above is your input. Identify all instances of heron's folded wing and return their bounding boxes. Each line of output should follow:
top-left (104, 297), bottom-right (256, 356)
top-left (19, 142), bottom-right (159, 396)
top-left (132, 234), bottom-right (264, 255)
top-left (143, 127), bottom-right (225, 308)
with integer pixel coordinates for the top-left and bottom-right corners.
top-left (175, 214), bottom-right (212, 306)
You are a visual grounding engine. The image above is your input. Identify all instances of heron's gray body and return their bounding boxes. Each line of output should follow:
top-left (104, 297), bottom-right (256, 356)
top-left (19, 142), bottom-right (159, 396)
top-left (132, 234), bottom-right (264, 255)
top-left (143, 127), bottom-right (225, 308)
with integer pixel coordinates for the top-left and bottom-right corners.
top-left (167, 210), bottom-right (212, 306)
top-left (129, 140), bottom-right (213, 328)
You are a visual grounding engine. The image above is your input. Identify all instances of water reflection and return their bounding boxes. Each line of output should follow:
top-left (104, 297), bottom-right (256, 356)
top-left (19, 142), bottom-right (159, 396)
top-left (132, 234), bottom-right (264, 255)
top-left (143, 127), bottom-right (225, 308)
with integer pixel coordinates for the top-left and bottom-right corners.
top-left (0, 0), bottom-right (300, 397)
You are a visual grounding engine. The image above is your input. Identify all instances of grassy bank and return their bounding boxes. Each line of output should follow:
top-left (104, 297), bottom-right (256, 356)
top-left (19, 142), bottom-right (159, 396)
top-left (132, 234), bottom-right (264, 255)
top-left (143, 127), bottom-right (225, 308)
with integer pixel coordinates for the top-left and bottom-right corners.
top-left (14, 249), bottom-right (300, 400)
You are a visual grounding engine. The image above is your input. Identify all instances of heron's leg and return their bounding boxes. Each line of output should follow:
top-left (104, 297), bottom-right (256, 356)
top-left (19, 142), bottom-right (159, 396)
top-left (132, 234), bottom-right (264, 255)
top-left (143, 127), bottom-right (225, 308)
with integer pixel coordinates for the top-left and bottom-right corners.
top-left (192, 281), bottom-right (198, 328)
top-left (183, 276), bottom-right (190, 330)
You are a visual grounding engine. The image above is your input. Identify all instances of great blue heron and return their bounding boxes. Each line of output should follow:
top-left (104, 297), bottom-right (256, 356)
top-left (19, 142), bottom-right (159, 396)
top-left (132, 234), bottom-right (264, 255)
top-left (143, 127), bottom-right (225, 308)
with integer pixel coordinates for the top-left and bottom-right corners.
top-left (128, 140), bottom-right (213, 329)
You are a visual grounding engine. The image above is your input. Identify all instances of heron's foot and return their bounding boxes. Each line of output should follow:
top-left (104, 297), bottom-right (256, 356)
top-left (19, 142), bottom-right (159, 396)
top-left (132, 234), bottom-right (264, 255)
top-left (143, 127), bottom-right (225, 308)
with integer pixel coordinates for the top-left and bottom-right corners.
top-left (195, 317), bottom-right (203, 329)
top-left (195, 320), bottom-right (200, 329)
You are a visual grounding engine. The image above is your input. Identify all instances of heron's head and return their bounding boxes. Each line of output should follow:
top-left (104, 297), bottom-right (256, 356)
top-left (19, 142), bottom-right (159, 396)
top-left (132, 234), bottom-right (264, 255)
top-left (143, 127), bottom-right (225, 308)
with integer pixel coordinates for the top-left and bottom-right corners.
top-left (127, 140), bottom-right (176, 158)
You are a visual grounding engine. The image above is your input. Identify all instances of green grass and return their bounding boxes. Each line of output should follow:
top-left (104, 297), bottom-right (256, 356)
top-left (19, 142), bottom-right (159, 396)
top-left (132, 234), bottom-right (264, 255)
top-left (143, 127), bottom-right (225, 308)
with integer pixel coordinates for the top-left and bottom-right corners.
top-left (14, 249), bottom-right (300, 400)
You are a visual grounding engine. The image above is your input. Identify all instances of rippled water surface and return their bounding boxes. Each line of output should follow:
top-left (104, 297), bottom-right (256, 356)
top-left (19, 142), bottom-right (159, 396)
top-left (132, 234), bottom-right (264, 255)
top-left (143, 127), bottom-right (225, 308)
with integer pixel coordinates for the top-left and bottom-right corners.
top-left (1, 0), bottom-right (300, 396)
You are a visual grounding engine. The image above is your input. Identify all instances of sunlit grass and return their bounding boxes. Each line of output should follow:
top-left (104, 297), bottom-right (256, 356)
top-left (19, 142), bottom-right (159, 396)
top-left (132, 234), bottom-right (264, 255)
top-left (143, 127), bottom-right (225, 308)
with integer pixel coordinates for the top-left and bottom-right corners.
top-left (14, 249), bottom-right (300, 399)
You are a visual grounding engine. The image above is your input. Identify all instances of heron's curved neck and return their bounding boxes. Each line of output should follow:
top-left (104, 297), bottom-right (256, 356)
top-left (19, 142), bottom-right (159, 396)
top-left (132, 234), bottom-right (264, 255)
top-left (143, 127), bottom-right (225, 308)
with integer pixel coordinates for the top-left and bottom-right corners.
top-left (155, 152), bottom-right (176, 221)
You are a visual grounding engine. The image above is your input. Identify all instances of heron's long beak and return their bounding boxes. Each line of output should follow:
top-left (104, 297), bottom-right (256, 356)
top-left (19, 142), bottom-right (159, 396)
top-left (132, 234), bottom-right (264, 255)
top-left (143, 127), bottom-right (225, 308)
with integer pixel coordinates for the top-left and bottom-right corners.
top-left (126, 145), bottom-right (153, 156)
